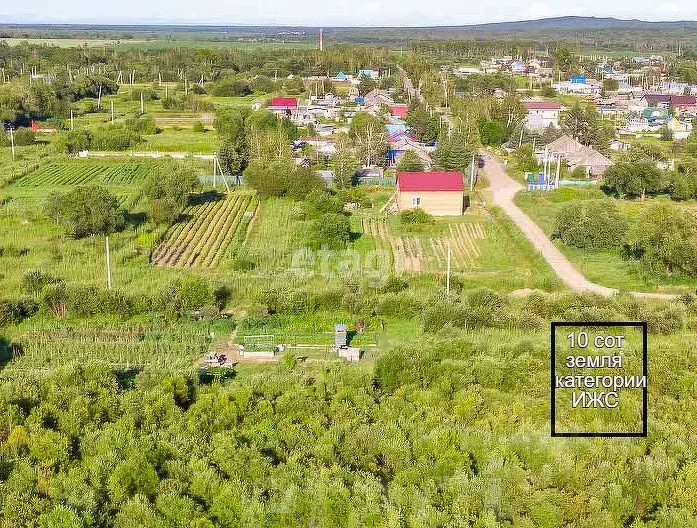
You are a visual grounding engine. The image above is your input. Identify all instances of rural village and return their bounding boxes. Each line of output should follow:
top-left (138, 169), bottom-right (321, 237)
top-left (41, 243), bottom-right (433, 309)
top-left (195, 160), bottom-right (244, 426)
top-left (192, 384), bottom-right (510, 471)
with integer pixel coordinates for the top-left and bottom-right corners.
top-left (1, 18), bottom-right (697, 527)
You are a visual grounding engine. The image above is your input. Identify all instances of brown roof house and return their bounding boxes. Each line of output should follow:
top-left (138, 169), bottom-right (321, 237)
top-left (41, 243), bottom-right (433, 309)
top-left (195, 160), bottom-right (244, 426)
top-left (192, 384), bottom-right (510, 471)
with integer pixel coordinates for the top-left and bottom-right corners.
top-left (545, 135), bottom-right (614, 178)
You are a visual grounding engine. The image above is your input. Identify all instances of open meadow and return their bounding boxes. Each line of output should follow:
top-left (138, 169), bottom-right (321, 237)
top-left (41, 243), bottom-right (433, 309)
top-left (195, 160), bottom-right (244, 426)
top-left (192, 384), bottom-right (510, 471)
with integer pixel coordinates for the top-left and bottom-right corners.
top-left (515, 187), bottom-right (697, 294)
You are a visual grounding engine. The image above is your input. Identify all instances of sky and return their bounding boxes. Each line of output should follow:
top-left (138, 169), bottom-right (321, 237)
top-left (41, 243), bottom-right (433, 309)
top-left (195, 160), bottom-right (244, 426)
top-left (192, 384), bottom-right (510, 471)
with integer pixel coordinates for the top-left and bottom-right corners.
top-left (1, 0), bottom-right (696, 27)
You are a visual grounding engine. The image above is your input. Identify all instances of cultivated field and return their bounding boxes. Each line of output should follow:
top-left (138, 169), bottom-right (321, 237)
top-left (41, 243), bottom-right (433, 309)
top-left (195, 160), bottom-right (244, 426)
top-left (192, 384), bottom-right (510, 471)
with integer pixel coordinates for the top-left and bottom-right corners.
top-left (152, 192), bottom-right (257, 268)
top-left (11, 161), bottom-right (153, 188)
top-left (362, 217), bottom-right (487, 273)
top-left (2, 324), bottom-right (212, 375)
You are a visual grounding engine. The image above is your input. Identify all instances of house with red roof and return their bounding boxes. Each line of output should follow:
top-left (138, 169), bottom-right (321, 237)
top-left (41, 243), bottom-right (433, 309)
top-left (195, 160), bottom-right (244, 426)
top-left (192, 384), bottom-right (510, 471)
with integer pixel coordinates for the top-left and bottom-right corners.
top-left (30, 120), bottom-right (57, 133)
top-left (268, 97), bottom-right (299, 119)
top-left (522, 99), bottom-right (561, 130)
top-left (639, 93), bottom-right (697, 116)
top-left (396, 171), bottom-right (464, 216)
top-left (389, 104), bottom-right (409, 119)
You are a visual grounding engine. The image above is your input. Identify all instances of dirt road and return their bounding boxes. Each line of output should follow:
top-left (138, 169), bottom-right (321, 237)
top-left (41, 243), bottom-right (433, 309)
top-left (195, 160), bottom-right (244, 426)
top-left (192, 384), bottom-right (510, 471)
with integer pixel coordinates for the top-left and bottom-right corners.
top-left (481, 154), bottom-right (676, 300)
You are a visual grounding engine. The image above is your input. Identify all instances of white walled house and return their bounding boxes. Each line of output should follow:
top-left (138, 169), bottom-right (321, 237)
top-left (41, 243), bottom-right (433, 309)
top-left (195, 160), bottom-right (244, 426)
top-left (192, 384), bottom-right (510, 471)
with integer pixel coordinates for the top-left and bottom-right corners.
top-left (522, 100), bottom-right (561, 130)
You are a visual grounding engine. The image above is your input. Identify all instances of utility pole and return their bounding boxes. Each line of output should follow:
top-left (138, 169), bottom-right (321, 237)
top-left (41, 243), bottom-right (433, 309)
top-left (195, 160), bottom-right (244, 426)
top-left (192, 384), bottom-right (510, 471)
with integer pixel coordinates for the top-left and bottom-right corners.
top-left (105, 236), bottom-right (112, 290)
top-left (212, 153), bottom-right (217, 189)
top-left (140, 92), bottom-right (144, 114)
top-left (70, 109), bottom-right (74, 130)
top-left (446, 245), bottom-right (451, 296)
top-left (470, 154), bottom-right (476, 192)
top-left (9, 127), bottom-right (15, 161)
top-left (111, 100), bottom-right (115, 124)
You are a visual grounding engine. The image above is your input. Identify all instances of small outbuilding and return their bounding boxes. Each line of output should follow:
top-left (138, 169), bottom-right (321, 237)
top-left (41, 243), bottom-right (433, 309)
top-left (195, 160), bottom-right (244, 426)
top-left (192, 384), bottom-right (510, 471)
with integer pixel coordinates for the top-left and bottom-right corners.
top-left (396, 171), bottom-right (465, 216)
top-left (334, 324), bottom-right (348, 347)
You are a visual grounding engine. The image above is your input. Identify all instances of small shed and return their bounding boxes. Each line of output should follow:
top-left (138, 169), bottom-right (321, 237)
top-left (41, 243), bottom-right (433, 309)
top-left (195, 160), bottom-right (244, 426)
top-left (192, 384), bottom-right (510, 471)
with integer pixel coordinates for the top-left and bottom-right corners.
top-left (334, 324), bottom-right (347, 347)
top-left (339, 347), bottom-right (361, 362)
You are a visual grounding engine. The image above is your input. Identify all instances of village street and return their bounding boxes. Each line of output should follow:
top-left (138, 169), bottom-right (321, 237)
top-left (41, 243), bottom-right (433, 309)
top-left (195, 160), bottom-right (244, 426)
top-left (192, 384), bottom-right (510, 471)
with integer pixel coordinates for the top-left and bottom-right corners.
top-left (480, 154), bottom-right (677, 299)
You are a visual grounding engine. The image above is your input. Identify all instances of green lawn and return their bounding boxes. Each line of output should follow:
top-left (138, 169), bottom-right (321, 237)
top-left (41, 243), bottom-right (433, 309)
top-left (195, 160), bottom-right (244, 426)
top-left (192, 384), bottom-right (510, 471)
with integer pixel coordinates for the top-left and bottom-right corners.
top-left (143, 129), bottom-right (218, 154)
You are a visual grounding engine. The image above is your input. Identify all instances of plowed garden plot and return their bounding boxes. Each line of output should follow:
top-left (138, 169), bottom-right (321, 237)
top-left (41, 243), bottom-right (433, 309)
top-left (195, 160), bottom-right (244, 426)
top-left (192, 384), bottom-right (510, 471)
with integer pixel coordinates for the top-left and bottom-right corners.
top-left (152, 193), bottom-right (257, 268)
top-left (362, 218), bottom-right (487, 273)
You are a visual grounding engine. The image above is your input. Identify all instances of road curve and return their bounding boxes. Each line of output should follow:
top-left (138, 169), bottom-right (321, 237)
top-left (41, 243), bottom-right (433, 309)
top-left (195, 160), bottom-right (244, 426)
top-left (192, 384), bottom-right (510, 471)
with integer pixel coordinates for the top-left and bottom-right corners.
top-left (480, 154), bottom-right (677, 300)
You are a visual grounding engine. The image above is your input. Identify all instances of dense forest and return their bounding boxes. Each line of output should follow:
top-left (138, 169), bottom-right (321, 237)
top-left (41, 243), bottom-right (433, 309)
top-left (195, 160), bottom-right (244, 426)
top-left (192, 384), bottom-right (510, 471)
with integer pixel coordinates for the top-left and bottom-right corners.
top-left (1, 288), bottom-right (697, 526)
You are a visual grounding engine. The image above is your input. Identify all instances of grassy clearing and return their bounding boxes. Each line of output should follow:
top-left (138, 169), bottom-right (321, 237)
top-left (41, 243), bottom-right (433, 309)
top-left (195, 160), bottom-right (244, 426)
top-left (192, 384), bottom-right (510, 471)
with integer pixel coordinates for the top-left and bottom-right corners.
top-left (143, 129), bottom-right (218, 153)
top-left (0, 158), bottom-right (200, 296)
top-left (235, 198), bottom-right (300, 270)
top-left (515, 187), bottom-right (696, 293)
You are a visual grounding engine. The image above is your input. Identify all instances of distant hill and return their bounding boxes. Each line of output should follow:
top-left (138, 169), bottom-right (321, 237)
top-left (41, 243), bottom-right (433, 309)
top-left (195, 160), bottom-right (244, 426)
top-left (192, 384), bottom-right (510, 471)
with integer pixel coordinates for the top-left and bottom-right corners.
top-left (2, 16), bottom-right (697, 31)
top-left (458, 16), bottom-right (697, 31)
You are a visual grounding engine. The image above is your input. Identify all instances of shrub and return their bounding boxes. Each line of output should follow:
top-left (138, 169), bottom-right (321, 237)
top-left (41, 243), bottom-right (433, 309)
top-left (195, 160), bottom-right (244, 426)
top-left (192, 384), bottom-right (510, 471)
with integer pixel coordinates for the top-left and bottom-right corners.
top-left (477, 118), bottom-right (507, 146)
top-left (20, 270), bottom-right (61, 296)
top-left (54, 129), bottom-right (93, 154)
top-left (304, 190), bottom-right (343, 218)
top-left (602, 162), bottom-right (663, 199)
top-left (643, 303), bottom-right (686, 334)
top-left (125, 115), bottom-right (159, 135)
top-left (0, 245), bottom-right (29, 258)
top-left (243, 159), bottom-right (324, 199)
top-left (91, 126), bottom-right (142, 151)
top-left (12, 128), bottom-right (36, 146)
top-left (398, 208), bottom-right (434, 225)
top-left (45, 186), bottom-right (126, 238)
top-left (306, 213), bottom-right (351, 250)
top-left (396, 150), bottom-right (425, 172)
top-left (65, 286), bottom-right (133, 317)
top-left (552, 200), bottom-right (627, 250)
top-left (626, 203), bottom-right (697, 275)
top-left (511, 144), bottom-right (540, 173)
top-left (0, 297), bottom-right (39, 326)
top-left (192, 121), bottom-right (205, 133)
top-left (157, 277), bottom-right (217, 316)
top-left (212, 78), bottom-right (252, 97)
